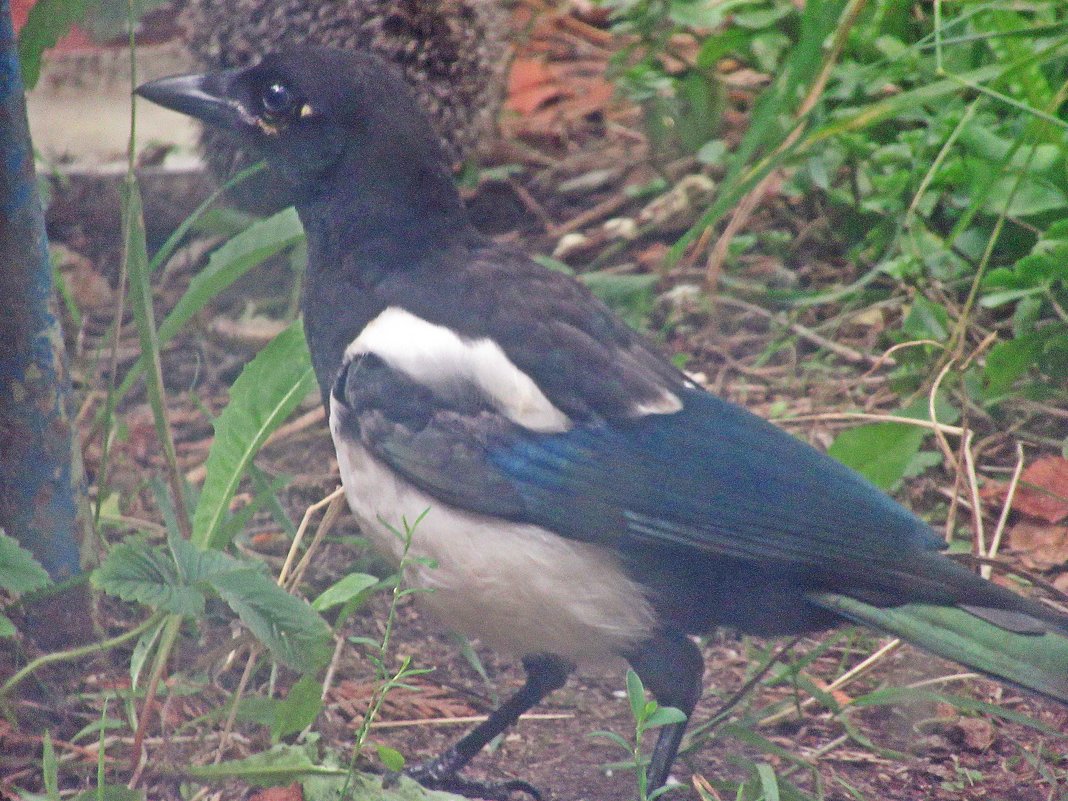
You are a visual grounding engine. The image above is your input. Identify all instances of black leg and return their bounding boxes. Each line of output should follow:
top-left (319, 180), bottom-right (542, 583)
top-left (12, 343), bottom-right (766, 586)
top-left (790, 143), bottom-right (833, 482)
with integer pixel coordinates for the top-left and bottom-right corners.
top-left (626, 631), bottom-right (704, 791)
top-left (403, 652), bottom-right (573, 800)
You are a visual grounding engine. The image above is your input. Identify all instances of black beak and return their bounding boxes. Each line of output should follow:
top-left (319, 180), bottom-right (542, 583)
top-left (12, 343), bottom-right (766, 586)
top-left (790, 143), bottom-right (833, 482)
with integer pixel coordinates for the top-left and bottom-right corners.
top-left (135, 70), bottom-right (248, 130)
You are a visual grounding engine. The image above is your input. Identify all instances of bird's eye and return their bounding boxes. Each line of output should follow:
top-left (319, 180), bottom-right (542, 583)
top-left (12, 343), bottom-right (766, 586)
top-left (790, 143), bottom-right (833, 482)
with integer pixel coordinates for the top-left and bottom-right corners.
top-left (261, 82), bottom-right (296, 117)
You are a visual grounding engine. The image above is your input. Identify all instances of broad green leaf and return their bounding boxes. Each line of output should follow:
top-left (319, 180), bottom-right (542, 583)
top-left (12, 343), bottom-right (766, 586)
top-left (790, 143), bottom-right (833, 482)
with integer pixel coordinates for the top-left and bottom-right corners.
top-left (192, 321), bottom-right (317, 550)
top-left (0, 615), bottom-right (15, 638)
top-left (113, 208), bottom-right (304, 409)
top-left (312, 573), bottom-right (380, 612)
top-left (828, 422), bottom-right (925, 491)
top-left (376, 744), bottom-right (406, 772)
top-left (755, 763), bottom-right (781, 801)
top-left (625, 669), bottom-right (646, 721)
top-left (90, 543), bottom-right (204, 617)
top-left (983, 333), bottom-right (1044, 398)
top-left (272, 673), bottom-right (323, 742)
top-left (0, 531), bottom-right (51, 595)
top-left (215, 472), bottom-right (292, 550)
top-left (208, 567), bottom-right (332, 673)
top-left (17, 0), bottom-right (89, 89)
top-left (235, 696), bottom-right (283, 728)
top-left (643, 706), bottom-right (687, 728)
top-left (582, 272), bottom-right (658, 329)
top-left (70, 718), bottom-right (126, 744)
top-left (169, 534), bottom-right (260, 584)
top-left (828, 397), bottom-right (956, 491)
top-left (902, 296), bottom-right (949, 341)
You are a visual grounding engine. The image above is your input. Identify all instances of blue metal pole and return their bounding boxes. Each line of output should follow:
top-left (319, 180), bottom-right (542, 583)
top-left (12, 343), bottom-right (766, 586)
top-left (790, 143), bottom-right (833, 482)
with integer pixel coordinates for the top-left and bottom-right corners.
top-left (0, 0), bottom-right (87, 581)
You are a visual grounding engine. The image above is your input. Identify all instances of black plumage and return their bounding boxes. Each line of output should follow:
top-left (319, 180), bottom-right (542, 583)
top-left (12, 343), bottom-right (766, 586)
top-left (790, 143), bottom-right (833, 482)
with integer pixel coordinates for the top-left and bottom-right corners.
top-left (136, 48), bottom-right (1068, 800)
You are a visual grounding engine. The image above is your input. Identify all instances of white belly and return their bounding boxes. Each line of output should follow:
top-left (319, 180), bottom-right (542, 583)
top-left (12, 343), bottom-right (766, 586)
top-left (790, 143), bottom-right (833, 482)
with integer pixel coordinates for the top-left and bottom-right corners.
top-left (330, 415), bottom-right (656, 663)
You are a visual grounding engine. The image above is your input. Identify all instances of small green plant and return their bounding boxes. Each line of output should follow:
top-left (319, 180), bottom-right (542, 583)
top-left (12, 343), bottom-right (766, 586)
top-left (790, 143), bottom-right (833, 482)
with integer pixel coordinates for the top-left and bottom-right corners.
top-left (0, 530), bottom-right (52, 638)
top-left (345, 512), bottom-right (435, 779)
top-left (591, 669), bottom-right (688, 801)
top-left (940, 757), bottom-right (984, 793)
top-left (977, 219), bottom-right (1068, 404)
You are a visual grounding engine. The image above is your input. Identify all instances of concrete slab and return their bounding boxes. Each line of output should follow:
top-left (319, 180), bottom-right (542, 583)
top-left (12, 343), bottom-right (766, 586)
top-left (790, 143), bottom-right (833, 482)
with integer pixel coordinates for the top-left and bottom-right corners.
top-left (27, 42), bottom-right (200, 165)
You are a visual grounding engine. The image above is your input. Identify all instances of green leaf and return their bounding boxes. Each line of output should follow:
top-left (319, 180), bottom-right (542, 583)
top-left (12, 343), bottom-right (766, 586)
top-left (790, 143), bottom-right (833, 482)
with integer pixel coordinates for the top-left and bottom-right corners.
top-left (311, 573), bottom-right (380, 612)
top-left (755, 763), bottom-right (781, 801)
top-left (90, 542), bottom-right (205, 617)
top-left (587, 730), bottom-right (632, 751)
top-left (0, 614), bottom-right (15, 638)
top-left (113, 208), bottom-right (304, 412)
top-left (625, 669), bottom-right (646, 721)
top-left (983, 333), bottom-right (1044, 397)
top-left (828, 421), bottom-right (925, 491)
top-left (192, 321), bottom-right (317, 550)
top-left (272, 673), bottom-right (323, 742)
top-left (643, 706), bottom-right (688, 729)
top-left (231, 697), bottom-right (280, 731)
top-left (376, 744), bottom-right (406, 772)
top-left (582, 271), bottom-right (657, 329)
top-left (129, 616), bottom-right (167, 691)
top-left (902, 296), bottom-right (949, 341)
top-left (43, 732), bottom-right (59, 801)
top-left (0, 531), bottom-right (51, 595)
top-left (70, 717), bottom-right (126, 744)
top-left (208, 567), bottom-right (332, 673)
top-left (168, 535), bottom-right (260, 584)
top-left (17, 0), bottom-right (90, 89)
top-left (697, 139), bottom-right (727, 165)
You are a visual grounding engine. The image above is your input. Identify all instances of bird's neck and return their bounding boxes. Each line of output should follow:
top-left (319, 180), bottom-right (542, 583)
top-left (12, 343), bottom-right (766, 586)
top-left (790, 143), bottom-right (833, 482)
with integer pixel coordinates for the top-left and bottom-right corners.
top-left (295, 148), bottom-right (473, 404)
top-left (298, 147), bottom-right (469, 258)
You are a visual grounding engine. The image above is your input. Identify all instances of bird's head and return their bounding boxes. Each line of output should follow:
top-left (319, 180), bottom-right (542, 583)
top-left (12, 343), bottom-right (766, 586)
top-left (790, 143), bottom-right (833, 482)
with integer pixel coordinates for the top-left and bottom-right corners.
top-left (136, 48), bottom-right (451, 200)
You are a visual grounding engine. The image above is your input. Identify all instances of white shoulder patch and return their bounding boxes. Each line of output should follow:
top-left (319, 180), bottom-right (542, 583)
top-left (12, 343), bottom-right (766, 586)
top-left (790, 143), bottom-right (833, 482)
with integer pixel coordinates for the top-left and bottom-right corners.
top-left (631, 389), bottom-right (683, 416)
top-left (345, 306), bottom-right (571, 433)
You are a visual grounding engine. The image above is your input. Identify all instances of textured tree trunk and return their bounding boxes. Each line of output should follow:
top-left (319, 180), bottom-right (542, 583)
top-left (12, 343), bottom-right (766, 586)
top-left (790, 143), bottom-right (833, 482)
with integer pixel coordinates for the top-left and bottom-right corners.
top-left (0, 0), bottom-right (92, 644)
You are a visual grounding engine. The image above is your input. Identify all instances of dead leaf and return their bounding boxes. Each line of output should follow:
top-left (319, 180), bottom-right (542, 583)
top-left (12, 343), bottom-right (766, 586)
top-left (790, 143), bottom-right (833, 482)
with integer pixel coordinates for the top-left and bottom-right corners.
top-left (1015, 457), bottom-right (1068, 522)
top-left (250, 783), bottom-right (302, 801)
top-left (52, 243), bottom-right (113, 312)
top-left (209, 315), bottom-right (288, 347)
top-left (329, 678), bottom-right (475, 723)
top-left (985, 457), bottom-right (1068, 523)
top-left (1008, 521), bottom-right (1068, 571)
top-left (953, 717), bottom-right (995, 751)
top-left (506, 58), bottom-right (560, 115)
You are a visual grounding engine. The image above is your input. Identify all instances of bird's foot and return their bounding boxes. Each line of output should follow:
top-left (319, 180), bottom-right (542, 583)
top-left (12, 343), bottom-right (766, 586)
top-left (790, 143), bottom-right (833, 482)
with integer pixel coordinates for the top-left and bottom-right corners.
top-left (390, 757), bottom-right (542, 800)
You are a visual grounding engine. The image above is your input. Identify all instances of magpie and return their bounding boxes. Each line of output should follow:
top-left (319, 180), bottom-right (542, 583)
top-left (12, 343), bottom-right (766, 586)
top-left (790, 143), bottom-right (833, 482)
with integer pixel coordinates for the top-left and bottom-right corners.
top-left (136, 49), bottom-right (1068, 800)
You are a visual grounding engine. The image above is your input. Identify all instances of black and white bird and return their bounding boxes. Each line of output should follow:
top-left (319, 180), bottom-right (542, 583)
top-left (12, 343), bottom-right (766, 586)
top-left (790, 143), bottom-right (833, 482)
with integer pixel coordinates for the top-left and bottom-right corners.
top-left (136, 49), bottom-right (1068, 800)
